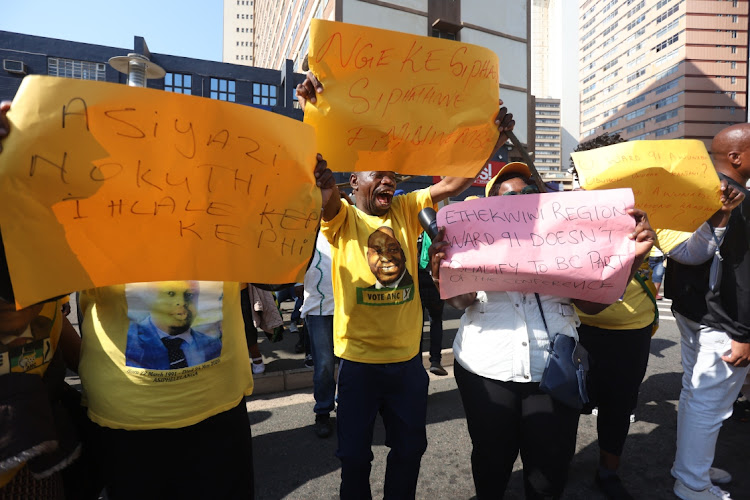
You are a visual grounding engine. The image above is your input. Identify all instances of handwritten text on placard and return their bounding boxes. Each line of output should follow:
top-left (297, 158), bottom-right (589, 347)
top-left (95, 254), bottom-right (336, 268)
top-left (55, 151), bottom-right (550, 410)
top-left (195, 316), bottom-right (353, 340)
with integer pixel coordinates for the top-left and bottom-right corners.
top-left (0, 76), bottom-right (320, 307)
top-left (437, 189), bottom-right (635, 303)
top-left (571, 140), bottom-right (721, 232)
top-left (304, 19), bottom-right (500, 177)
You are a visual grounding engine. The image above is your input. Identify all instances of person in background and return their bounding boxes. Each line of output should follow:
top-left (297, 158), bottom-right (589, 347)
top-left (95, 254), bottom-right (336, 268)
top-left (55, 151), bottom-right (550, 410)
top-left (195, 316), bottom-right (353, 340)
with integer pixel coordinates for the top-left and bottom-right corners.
top-left (417, 226), bottom-right (447, 376)
top-left (301, 231), bottom-right (337, 438)
top-left (649, 246), bottom-right (666, 300)
top-left (428, 162), bottom-right (656, 500)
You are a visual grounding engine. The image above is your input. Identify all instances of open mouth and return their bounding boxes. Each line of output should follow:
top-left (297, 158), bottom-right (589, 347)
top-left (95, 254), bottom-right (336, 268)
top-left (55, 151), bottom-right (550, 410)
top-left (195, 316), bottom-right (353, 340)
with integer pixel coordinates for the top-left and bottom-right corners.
top-left (375, 191), bottom-right (393, 207)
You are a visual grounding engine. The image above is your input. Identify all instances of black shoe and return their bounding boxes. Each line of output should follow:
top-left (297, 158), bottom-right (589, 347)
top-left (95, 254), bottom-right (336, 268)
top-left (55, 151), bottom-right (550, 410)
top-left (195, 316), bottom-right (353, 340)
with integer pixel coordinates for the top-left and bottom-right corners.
top-left (314, 413), bottom-right (332, 438)
top-left (595, 471), bottom-right (633, 500)
top-left (294, 336), bottom-right (305, 354)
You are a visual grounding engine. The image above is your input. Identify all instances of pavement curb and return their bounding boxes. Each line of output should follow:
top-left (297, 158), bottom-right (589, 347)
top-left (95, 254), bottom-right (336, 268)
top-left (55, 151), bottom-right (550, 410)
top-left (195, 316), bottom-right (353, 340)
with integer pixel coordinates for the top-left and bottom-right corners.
top-left (252, 348), bottom-right (456, 395)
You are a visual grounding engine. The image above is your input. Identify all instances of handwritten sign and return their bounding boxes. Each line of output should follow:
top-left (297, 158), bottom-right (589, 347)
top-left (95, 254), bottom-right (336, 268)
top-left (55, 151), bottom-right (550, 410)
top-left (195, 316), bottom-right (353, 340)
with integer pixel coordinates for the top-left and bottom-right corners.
top-left (0, 76), bottom-right (321, 307)
top-left (571, 140), bottom-right (722, 232)
top-left (437, 189), bottom-right (635, 303)
top-left (305, 19), bottom-right (499, 177)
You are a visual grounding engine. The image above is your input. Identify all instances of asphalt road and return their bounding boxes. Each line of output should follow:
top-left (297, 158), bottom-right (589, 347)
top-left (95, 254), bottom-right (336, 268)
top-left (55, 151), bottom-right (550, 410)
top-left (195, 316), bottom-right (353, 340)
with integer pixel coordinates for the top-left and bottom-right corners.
top-left (247, 299), bottom-right (750, 500)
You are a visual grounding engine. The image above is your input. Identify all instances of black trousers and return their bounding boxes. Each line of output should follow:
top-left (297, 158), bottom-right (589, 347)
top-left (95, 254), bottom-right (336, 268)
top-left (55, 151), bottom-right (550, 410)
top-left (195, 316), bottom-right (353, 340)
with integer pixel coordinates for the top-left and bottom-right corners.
top-left (87, 399), bottom-right (254, 500)
top-left (454, 362), bottom-right (580, 500)
top-left (578, 323), bottom-right (652, 456)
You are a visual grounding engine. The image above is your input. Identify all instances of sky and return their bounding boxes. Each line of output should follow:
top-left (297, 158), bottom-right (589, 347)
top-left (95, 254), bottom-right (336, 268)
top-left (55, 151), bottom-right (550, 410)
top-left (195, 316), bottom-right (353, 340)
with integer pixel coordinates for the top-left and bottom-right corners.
top-left (1, 0), bottom-right (224, 62)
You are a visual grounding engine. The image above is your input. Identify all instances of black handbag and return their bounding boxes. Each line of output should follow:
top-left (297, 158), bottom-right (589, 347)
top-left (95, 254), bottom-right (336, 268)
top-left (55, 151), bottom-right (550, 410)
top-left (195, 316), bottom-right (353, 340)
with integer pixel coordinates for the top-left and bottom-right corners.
top-left (535, 294), bottom-right (590, 409)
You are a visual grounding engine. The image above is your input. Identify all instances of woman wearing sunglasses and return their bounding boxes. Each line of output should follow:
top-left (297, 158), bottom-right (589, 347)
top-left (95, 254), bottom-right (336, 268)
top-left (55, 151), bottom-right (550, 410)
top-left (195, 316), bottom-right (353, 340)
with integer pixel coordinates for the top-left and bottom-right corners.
top-left (428, 162), bottom-right (655, 500)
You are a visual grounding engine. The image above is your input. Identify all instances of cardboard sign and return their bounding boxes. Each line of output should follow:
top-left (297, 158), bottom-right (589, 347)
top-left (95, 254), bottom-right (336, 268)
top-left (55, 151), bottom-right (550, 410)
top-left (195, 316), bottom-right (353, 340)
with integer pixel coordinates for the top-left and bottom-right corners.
top-left (571, 140), bottom-right (722, 232)
top-left (0, 76), bottom-right (321, 307)
top-left (305, 19), bottom-right (500, 176)
top-left (437, 189), bottom-right (636, 303)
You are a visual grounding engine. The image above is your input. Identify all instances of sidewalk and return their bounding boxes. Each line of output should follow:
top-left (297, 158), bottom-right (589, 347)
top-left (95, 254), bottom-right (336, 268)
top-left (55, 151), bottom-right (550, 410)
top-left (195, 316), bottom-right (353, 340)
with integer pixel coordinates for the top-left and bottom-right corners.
top-left (252, 299), bottom-right (463, 395)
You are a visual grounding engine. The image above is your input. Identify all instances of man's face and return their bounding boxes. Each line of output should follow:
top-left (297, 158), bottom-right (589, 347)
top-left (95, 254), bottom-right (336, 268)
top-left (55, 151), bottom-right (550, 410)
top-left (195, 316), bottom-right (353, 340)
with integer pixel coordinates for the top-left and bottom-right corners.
top-left (352, 171), bottom-right (397, 216)
top-left (367, 228), bottom-right (405, 285)
top-left (149, 281), bottom-right (199, 335)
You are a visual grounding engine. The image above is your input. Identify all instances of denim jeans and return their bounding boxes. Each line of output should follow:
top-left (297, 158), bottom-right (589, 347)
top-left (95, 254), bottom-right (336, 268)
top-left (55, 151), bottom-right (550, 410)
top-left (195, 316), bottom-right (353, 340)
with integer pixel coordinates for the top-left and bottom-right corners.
top-left (336, 355), bottom-right (429, 500)
top-left (306, 314), bottom-right (337, 415)
top-left (671, 312), bottom-right (750, 491)
top-left (275, 286), bottom-right (302, 324)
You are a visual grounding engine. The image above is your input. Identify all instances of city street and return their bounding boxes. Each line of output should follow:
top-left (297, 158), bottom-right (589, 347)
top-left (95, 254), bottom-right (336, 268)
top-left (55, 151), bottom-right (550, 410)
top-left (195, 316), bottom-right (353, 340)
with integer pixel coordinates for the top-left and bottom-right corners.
top-left (247, 299), bottom-right (750, 499)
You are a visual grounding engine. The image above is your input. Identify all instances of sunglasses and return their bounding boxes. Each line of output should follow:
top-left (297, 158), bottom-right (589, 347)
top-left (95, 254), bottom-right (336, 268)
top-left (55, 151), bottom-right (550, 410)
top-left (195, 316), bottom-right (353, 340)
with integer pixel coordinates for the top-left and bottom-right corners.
top-left (502, 185), bottom-right (540, 196)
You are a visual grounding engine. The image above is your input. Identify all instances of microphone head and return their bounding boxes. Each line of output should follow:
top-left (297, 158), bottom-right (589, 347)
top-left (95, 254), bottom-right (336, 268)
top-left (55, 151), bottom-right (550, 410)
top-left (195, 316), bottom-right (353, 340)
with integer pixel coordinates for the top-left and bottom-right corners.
top-left (418, 207), bottom-right (438, 240)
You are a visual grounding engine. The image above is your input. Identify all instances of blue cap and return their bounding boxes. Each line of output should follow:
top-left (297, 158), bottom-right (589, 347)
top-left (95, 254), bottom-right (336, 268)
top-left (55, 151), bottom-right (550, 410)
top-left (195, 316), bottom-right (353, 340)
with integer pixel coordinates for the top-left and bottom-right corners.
top-left (394, 189), bottom-right (406, 196)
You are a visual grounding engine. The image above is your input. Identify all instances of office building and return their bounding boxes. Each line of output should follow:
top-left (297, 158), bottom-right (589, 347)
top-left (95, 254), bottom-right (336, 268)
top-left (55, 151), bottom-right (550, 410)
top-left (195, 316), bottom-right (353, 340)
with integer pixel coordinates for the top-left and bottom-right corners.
top-left (223, 0), bottom-right (256, 65)
top-left (578, 0), bottom-right (748, 150)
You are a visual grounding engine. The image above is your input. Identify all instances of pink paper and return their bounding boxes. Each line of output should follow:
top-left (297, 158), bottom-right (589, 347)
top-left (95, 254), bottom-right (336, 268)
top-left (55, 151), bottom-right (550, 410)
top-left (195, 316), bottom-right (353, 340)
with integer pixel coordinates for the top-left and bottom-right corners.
top-left (436, 189), bottom-right (636, 303)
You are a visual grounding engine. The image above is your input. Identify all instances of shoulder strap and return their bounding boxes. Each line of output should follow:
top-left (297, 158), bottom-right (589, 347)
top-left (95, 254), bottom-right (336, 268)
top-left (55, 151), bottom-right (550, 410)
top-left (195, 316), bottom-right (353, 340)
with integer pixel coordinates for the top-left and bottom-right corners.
top-left (633, 273), bottom-right (659, 328)
top-left (534, 293), bottom-right (552, 341)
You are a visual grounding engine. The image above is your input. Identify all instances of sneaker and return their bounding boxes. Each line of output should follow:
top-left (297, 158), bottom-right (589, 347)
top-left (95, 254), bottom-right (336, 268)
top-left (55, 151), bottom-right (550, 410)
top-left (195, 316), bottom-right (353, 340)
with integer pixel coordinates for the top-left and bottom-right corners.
top-left (304, 354), bottom-right (314, 368)
top-left (429, 363), bottom-right (448, 376)
top-left (288, 322), bottom-right (299, 334)
top-left (251, 357), bottom-right (265, 375)
top-left (595, 471), bottom-right (633, 500)
top-left (314, 413), bottom-right (332, 438)
top-left (655, 294), bottom-right (664, 300)
top-left (709, 468), bottom-right (732, 485)
top-left (674, 479), bottom-right (732, 500)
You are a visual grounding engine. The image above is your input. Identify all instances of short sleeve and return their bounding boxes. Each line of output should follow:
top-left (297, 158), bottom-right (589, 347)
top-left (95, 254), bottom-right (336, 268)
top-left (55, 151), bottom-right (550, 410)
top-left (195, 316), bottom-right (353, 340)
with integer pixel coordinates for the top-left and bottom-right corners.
top-left (320, 201), bottom-right (350, 245)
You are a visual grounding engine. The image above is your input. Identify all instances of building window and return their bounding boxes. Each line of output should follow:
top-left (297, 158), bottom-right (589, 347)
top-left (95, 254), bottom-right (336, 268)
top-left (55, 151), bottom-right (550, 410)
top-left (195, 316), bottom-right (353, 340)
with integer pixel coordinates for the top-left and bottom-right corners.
top-left (165, 73), bottom-right (192, 94)
top-left (432, 29), bottom-right (457, 40)
top-left (210, 78), bottom-right (236, 102)
top-left (252, 83), bottom-right (277, 106)
top-left (731, 31), bottom-right (737, 38)
top-left (48, 57), bottom-right (106, 81)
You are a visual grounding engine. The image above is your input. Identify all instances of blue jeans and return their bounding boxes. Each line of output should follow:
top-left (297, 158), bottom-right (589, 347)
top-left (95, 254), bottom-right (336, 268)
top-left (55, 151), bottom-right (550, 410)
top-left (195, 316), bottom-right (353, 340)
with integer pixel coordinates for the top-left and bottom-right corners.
top-left (336, 355), bottom-right (429, 500)
top-left (306, 314), bottom-right (337, 415)
top-left (275, 286), bottom-right (302, 324)
top-left (649, 256), bottom-right (665, 284)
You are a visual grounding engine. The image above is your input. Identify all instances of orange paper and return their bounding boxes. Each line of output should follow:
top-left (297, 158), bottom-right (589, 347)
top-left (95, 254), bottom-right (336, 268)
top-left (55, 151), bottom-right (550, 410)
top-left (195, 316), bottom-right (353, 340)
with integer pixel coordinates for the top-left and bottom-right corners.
top-left (0, 76), bottom-right (320, 307)
top-left (305, 19), bottom-right (500, 176)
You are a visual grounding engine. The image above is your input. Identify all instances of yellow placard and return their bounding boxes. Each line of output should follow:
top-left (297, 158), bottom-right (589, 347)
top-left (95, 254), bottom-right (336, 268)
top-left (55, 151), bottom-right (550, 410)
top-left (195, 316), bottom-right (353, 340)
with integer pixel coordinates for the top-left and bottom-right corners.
top-left (305, 19), bottom-right (500, 176)
top-left (571, 140), bottom-right (722, 232)
top-left (0, 76), bottom-right (321, 307)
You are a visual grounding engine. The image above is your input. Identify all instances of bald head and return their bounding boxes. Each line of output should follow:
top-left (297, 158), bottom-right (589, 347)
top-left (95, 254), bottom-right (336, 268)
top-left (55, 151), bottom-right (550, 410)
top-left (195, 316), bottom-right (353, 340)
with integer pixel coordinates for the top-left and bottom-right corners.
top-left (711, 123), bottom-right (750, 184)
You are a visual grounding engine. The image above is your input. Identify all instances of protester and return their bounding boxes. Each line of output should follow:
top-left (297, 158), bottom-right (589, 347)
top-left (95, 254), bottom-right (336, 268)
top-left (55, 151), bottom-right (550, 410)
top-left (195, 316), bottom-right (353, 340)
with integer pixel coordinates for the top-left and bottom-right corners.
top-left (570, 133), bottom-right (659, 500)
top-left (417, 230), bottom-right (447, 376)
top-left (297, 71), bottom-right (515, 499)
top-left (0, 102), bottom-right (266, 500)
top-left (241, 283), bottom-right (285, 375)
top-left (275, 283), bottom-right (303, 336)
top-left (428, 162), bottom-right (656, 500)
top-left (666, 123), bottom-right (750, 500)
top-left (300, 231), bottom-right (337, 438)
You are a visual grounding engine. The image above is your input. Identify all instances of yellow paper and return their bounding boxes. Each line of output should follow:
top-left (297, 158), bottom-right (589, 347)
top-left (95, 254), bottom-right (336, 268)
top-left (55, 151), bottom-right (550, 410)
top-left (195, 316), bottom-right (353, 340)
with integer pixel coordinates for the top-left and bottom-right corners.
top-left (571, 140), bottom-right (722, 232)
top-left (0, 76), bottom-right (321, 307)
top-left (305, 19), bottom-right (500, 176)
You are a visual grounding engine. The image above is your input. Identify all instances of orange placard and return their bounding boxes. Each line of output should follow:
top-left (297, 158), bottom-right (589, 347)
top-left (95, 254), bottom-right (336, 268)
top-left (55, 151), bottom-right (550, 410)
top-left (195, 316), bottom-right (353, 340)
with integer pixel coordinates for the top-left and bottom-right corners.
top-left (304, 19), bottom-right (500, 177)
top-left (0, 76), bottom-right (320, 307)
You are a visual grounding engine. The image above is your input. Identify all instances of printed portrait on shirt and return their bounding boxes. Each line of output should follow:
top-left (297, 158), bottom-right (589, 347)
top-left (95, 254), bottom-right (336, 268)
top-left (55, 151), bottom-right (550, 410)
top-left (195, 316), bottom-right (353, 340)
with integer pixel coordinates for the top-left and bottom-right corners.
top-left (357, 226), bottom-right (415, 306)
top-left (124, 281), bottom-right (223, 370)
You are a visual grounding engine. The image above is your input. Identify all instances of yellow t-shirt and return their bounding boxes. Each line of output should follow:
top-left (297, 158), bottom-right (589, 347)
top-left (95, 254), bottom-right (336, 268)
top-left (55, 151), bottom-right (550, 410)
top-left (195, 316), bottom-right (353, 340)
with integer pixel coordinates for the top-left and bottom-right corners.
top-left (322, 189), bottom-right (433, 363)
top-left (78, 281), bottom-right (253, 430)
top-left (575, 266), bottom-right (656, 330)
top-left (0, 299), bottom-right (62, 487)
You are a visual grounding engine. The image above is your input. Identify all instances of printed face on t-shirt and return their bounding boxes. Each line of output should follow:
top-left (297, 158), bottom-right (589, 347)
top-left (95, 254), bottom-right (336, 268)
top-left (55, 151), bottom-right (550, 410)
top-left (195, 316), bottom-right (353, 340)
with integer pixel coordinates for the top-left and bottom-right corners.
top-left (367, 227), bottom-right (405, 286)
top-left (148, 281), bottom-right (200, 335)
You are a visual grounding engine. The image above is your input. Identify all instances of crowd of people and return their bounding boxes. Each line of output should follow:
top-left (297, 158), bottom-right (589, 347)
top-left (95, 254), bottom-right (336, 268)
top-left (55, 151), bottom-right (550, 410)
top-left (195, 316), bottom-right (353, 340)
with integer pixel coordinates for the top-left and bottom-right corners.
top-left (0, 64), bottom-right (749, 500)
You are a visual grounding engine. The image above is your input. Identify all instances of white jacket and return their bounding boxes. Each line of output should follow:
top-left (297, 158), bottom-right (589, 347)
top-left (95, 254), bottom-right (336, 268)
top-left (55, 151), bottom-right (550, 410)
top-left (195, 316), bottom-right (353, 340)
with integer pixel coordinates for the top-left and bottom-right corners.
top-left (453, 291), bottom-right (580, 383)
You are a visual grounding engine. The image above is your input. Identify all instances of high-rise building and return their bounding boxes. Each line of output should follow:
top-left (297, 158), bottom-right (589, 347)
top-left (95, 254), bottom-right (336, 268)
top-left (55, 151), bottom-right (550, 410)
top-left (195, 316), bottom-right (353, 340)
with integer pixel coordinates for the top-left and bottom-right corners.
top-left (578, 0), bottom-right (748, 150)
top-left (223, 0), bottom-right (532, 146)
top-left (223, 0), bottom-right (256, 65)
top-left (531, 0), bottom-right (577, 188)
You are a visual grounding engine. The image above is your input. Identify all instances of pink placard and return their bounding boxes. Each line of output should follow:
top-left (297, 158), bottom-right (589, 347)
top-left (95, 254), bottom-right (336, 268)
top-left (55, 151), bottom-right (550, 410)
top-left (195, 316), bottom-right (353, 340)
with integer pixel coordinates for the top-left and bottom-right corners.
top-left (436, 189), bottom-right (636, 303)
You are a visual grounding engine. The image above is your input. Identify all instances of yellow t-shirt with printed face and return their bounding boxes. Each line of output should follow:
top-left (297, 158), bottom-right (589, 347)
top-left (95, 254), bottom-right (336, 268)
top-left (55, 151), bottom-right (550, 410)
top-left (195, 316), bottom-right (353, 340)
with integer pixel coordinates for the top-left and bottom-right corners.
top-left (78, 281), bottom-right (253, 430)
top-left (322, 189), bottom-right (433, 363)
